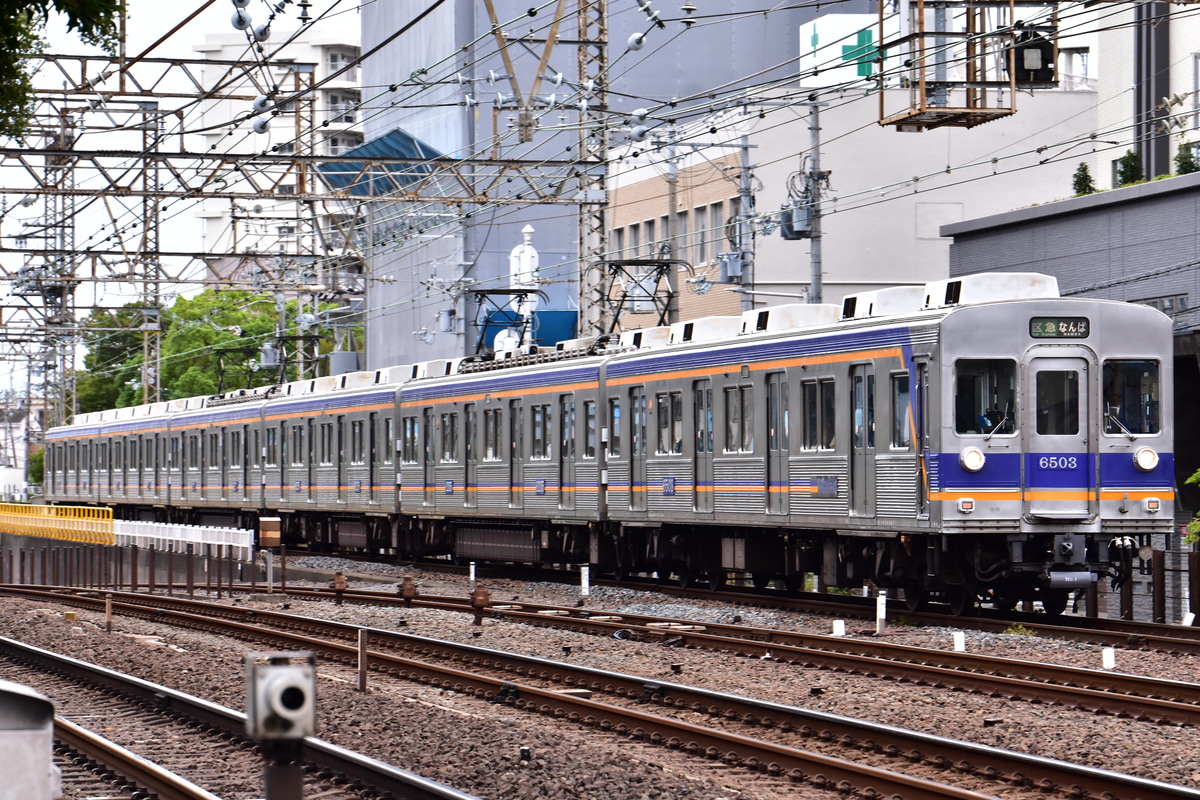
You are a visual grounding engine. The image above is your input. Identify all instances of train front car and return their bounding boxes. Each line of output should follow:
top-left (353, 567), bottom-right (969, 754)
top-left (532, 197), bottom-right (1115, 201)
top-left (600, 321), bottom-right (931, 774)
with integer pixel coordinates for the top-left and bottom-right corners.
top-left (929, 280), bottom-right (1174, 614)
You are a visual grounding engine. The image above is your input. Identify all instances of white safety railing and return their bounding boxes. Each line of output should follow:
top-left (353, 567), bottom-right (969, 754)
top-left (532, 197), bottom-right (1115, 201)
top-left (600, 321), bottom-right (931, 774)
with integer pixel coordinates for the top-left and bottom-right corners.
top-left (113, 520), bottom-right (255, 563)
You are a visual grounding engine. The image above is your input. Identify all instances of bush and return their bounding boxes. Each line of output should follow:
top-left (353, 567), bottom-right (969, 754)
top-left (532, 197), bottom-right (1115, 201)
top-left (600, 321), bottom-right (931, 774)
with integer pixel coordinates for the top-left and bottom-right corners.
top-left (1072, 162), bottom-right (1096, 196)
top-left (1116, 149), bottom-right (1143, 186)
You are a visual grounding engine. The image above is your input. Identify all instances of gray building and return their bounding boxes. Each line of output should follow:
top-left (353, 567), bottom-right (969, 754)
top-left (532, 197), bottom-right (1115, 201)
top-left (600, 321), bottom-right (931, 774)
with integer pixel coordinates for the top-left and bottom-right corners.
top-left (356, 2), bottom-right (867, 368)
top-left (941, 174), bottom-right (1200, 619)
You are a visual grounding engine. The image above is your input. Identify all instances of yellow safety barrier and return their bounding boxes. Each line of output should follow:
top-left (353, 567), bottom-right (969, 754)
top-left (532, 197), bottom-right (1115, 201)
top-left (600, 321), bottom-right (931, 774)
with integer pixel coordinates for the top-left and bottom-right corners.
top-left (0, 504), bottom-right (114, 545)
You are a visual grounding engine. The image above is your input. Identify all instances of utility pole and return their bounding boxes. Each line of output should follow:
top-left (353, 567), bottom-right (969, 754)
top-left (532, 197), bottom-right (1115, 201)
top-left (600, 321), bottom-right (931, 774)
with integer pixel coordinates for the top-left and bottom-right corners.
top-left (736, 135), bottom-right (756, 313)
top-left (808, 103), bottom-right (825, 304)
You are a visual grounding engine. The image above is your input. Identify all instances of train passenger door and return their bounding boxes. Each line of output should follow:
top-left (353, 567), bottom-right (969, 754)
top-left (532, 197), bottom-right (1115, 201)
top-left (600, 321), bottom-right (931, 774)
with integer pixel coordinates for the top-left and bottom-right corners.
top-left (369, 412), bottom-right (379, 503)
top-left (559, 395), bottom-right (576, 511)
top-left (850, 364), bottom-right (876, 517)
top-left (1024, 354), bottom-right (1095, 519)
top-left (336, 417), bottom-right (346, 502)
top-left (423, 408), bottom-right (437, 506)
top-left (464, 404), bottom-right (477, 508)
top-left (693, 380), bottom-right (713, 512)
top-left (509, 400), bottom-right (524, 508)
top-left (630, 387), bottom-right (648, 511)
top-left (767, 373), bottom-right (789, 514)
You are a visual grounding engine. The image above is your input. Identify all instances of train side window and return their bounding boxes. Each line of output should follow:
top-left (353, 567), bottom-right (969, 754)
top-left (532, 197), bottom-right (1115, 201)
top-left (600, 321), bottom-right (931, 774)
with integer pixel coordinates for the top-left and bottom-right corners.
top-left (609, 399), bottom-right (622, 458)
top-left (209, 433), bottom-right (220, 469)
top-left (694, 381), bottom-right (713, 453)
top-left (819, 380), bottom-right (836, 449)
top-left (290, 425), bottom-right (305, 466)
top-left (1102, 360), bottom-right (1160, 435)
top-left (383, 418), bottom-right (394, 463)
top-left (188, 435), bottom-right (199, 469)
top-left (561, 397), bottom-right (576, 459)
top-left (583, 401), bottom-right (597, 458)
top-left (724, 386), bottom-right (754, 452)
top-left (891, 374), bottom-right (912, 448)
top-left (954, 359), bottom-right (1017, 434)
top-left (655, 393), bottom-right (683, 454)
top-left (350, 419), bottom-right (365, 464)
top-left (484, 409), bottom-right (502, 461)
top-left (438, 415), bottom-right (456, 463)
top-left (320, 423), bottom-right (333, 465)
top-left (464, 406), bottom-right (475, 464)
top-left (253, 429), bottom-right (261, 468)
top-left (266, 427), bottom-right (278, 466)
top-left (1036, 370), bottom-right (1079, 436)
top-left (531, 404), bottom-right (552, 459)
top-left (402, 417), bottom-right (419, 463)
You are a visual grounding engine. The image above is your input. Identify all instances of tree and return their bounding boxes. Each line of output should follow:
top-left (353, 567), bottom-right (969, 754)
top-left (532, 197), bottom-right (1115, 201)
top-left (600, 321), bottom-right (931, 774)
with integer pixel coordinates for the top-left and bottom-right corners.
top-left (0, 1), bottom-right (123, 141)
top-left (26, 446), bottom-right (43, 486)
top-left (1072, 162), bottom-right (1096, 196)
top-left (1176, 143), bottom-right (1200, 176)
top-left (159, 290), bottom-right (297, 399)
top-left (1115, 149), bottom-right (1144, 186)
top-left (74, 304), bottom-right (150, 413)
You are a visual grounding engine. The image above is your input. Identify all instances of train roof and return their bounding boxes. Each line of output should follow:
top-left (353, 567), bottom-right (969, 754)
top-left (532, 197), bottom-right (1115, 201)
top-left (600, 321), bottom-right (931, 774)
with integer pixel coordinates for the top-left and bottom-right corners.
top-left (51, 272), bottom-right (1106, 433)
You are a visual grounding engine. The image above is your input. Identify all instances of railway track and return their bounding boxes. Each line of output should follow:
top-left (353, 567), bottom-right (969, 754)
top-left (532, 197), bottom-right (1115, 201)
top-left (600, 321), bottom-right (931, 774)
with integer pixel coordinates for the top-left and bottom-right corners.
top-left (0, 633), bottom-right (479, 800)
top-left (7, 586), bottom-right (1199, 800)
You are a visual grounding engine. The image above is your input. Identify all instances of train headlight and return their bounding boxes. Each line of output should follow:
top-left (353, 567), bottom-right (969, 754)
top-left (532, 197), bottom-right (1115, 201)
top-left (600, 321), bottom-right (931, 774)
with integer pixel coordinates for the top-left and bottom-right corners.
top-left (1133, 447), bottom-right (1159, 472)
top-left (959, 446), bottom-right (986, 472)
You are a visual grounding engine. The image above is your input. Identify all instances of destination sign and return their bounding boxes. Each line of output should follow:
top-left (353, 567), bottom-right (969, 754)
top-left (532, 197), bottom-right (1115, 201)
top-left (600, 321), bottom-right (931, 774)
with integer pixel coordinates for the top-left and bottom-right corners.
top-left (1029, 317), bottom-right (1090, 338)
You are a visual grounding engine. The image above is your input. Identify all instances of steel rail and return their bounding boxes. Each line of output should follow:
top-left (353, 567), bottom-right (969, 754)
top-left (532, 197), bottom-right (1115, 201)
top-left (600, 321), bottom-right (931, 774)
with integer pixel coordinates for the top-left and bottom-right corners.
top-left (11, 587), bottom-right (1200, 800)
top-left (53, 716), bottom-right (224, 800)
top-left (0, 635), bottom-right (480, 800)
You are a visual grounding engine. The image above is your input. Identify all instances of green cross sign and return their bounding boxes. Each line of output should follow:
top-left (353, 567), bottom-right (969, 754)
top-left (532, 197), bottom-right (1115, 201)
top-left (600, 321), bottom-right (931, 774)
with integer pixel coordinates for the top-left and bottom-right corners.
top-left (842, 29), bottom-right (874, 77)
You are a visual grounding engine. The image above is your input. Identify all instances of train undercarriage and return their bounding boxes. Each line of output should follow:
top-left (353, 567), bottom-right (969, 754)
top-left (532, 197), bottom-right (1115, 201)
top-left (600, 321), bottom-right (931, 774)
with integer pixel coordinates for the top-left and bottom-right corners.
top-left (116, 504), bottom-right (1145, 617)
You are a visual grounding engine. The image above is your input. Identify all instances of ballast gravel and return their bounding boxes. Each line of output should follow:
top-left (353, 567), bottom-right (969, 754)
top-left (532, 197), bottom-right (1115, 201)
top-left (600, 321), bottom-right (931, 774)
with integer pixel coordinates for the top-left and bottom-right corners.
top-left (3, 554), bottom-right (1198, 800)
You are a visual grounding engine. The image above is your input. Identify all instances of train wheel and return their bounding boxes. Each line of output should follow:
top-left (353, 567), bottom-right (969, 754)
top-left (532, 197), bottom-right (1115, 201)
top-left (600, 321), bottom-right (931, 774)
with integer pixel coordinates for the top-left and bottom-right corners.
top-left (903, 583), bottom-right (927, 612)
top-left (1041, 590), bottom-right (1069, 616)
top-left (704, 571), bottom-right (726, 590)
top-left (752, 572), bottom-right (773, 589)
top-left (946, 586), bottom-right (975, 616)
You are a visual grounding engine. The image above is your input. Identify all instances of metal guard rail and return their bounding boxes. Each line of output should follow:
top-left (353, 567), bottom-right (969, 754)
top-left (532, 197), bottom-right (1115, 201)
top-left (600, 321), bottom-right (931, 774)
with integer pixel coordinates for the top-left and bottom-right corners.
top-left (0, 504), bottom-right (114, 545)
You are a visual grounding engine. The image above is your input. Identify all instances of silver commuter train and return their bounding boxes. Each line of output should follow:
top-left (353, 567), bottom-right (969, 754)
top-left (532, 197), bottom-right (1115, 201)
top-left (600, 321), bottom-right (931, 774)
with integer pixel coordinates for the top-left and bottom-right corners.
top-left (44, 272), bottom-right (1175, 614)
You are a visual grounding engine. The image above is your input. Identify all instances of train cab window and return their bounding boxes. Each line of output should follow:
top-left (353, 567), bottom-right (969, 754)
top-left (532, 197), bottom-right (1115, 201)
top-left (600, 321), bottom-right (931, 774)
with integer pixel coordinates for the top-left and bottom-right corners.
top-left (891, 374), bottom-right (913, 449)
top-left (1036, 371), bottom-right (1079, 436)
top-left (608, 399), bottom-right (622, 458)
top-left (402, 417), bottom-right (419, 463)
top-left (583, 401), bottom-right (597, 458)
top-left (954, 359), bottom-right (1017, 435)
top-left (1103, 360), bottom-right (1160, 435)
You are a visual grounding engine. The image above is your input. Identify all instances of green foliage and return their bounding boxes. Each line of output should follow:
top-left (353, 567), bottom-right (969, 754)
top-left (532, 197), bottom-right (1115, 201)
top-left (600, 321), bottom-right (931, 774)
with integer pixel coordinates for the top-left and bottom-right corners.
top-left (1115, 149), bottom-right (1144, 186)
top-left (1176, 143), bottom-right (1200, 175)
top-left (1186, 468), bottom-right (1200, 544)
top-left (0, 1), bottom-right (123, 141)
top-left (71, 290), bottom-right (307, 409)
top-left (1072, 163), bottom-right (1095, 196)
top-left (26, 447), bottom-right (43, 485)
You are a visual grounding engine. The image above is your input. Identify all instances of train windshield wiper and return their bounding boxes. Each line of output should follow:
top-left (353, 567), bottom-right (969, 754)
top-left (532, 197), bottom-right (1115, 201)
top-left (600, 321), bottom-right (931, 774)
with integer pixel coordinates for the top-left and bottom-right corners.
top-left (1105, 406), bottom-right (1136, 441)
